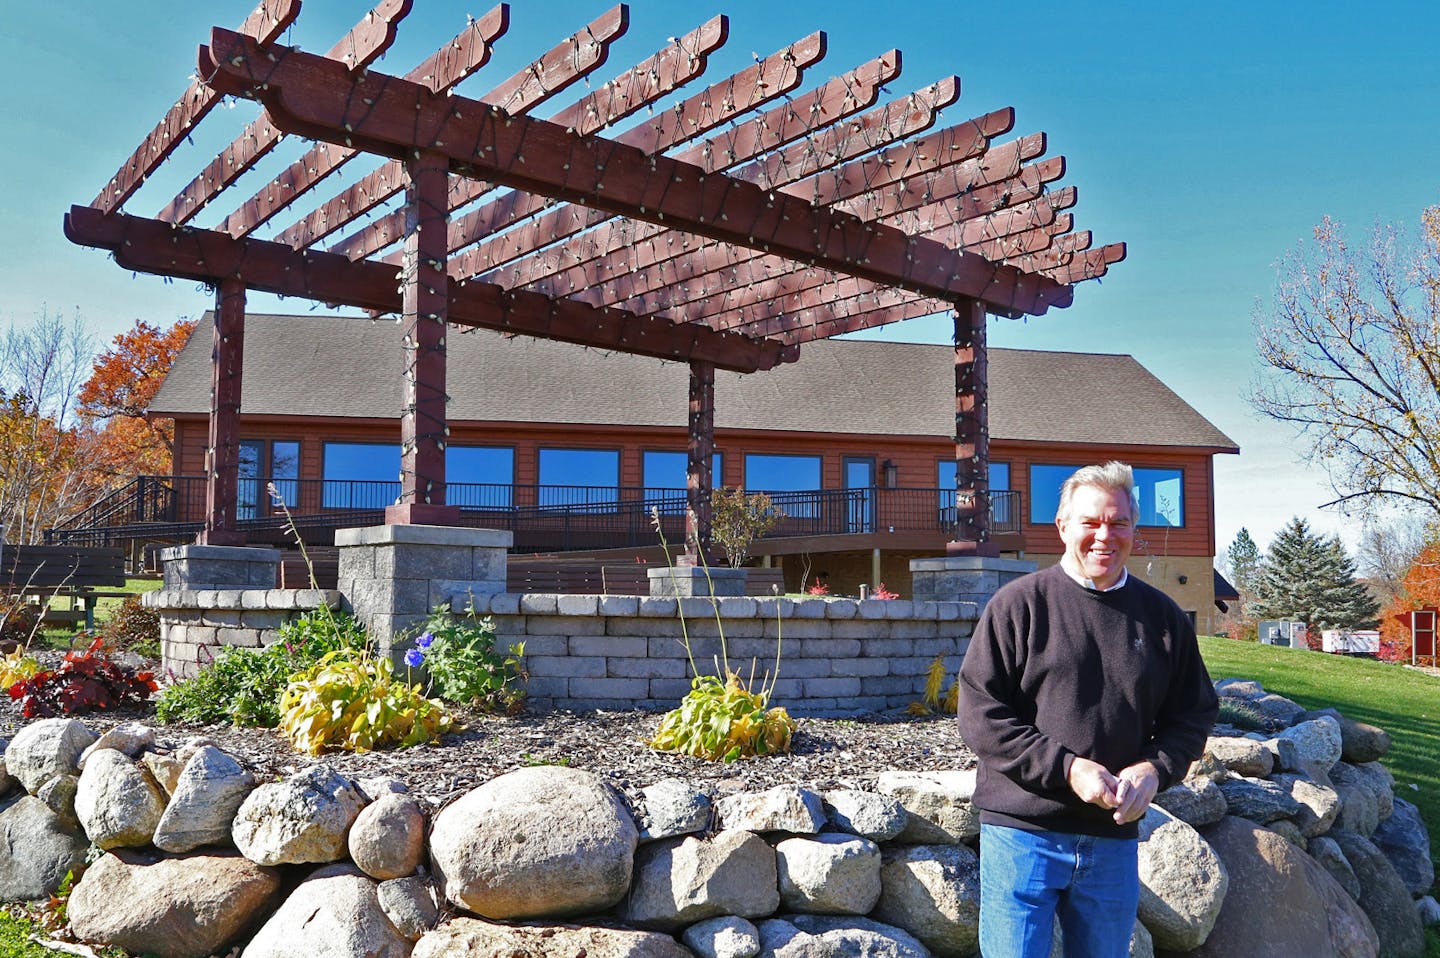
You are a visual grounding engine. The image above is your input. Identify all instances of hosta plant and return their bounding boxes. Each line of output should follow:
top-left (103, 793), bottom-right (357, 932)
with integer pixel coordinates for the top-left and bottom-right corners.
top-left (908, 654), bottom-right (959, 716)
top-left (279, 648), bottom-right (456, 755)
top-left (648, 671), bottom-right (795, 762)
top-left (8, 636), bottom-right (157, 718)
top-left (0, 647), bottom-right (40, 688)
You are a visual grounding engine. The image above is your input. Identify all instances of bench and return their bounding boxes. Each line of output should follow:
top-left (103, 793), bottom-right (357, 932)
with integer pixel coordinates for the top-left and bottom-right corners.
top-left (277, 548), bottom-right (339, 590)
top-left (0, 545), bottom-right (128, 630)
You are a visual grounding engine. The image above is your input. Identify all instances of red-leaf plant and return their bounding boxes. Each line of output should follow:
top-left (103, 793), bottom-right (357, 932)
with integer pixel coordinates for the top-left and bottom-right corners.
top-left (7, 635), bottom-right (158, 718)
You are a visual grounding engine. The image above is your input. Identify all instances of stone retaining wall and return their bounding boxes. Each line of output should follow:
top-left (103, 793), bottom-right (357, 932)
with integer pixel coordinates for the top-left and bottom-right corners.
top-left (146, 588), bottom-right (341, 678)
top-left (453, 593), bottom-right (976, 712)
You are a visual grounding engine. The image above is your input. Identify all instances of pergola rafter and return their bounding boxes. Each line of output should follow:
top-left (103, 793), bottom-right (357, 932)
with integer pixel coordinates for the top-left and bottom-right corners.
top-left (67, 0), bottom-right (1127, 556)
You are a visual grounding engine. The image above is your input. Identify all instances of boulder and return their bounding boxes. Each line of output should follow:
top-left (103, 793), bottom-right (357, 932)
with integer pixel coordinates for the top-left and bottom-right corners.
top-left (430, 765), bottom-right (636, 919)
top-left (242, 863), bottom-right (411, 958)
top-left (875, 769), bottom-right (979, 843)
top-left (1252, 691), bottom-right (1308, 726)
top-left (0, 796), bottom-right (89, 900)
top-left (1418, 896), bottom-right (1440, 928)
top-left (638, 778), bottom-right (712, 842)
top-left (1273, 772), bottom-right (1341, 838)
top-left (871, 842), bottom-right (981, 957)
top-left (67, 848), bottom-right (281, 958)
top-left (413, 917), bottom-right (692, 958)
top-left (758, 914), bottom-right (932, 958)
top-left (4, 718), bottom-right (96, 794)
top-left (1308, 835), bottom-right (1362, 901)
top-left (73, 748), bottom-right (166, 849)
top-left (1135, 805), bottom-right (1228, 951)
top-left (775, 833), bottom-right (882, 915)
top-left (1153, 776), bottom-right (1227, 827)
top-left (683, 915), bottom-right (761, 958)
top-left (1193, 816), bottom-right (1378, 958)
top-left (35, 773), bottom-right (79, 827)
top-left (623, 829), bottom-right (780, 930)
top-left (1217, 775), bottom-right (1301, 824)
top-left (1185, 750), bottom-right (1231, 783)
top-left (78, 722), bottom-right (155, 767)
top-left (0, 739), bottom-right (13, 796)
top-left (822, 789), bottom-right (908, 843)
top-left (232, 766), bottom-right (367, 866)
top-left (1205, 735), bottom-right (1274, 778)
top-left (357, 776), bottom-right (410, 801)
top-left (1274, 715), bottom-right (1343, 773)
top-left (152, 745), bottom-right (255, 853)
top-left (377, 876), bottom-right (439, 941)
top-left (348, 792), bottom-right (426, 881)
top-left (715, 785), bottom-right (826, 834)
top-left (1298, 707), bottom-right (1391, 763)
top-left (140, 751), bottom-right (185, 797)
top-left (1267, 818), bottom-right (1307, 848)
top-left (1330, 829), bottom-right (1426, 958)
top-left (1331, 762), bottom-right (1395, 837)
top-left (1257, 735), bottom-right (1304, 772)
top-left (1370, 797), bottom-right (1434, 896)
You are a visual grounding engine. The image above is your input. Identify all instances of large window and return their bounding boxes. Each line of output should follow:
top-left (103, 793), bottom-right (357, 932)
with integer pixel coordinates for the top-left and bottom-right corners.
top-left (938, 460), bottom-right (1011, 524)
top-left (538, 448), bottom-right (619, 508)
top-left (642, 450), bottom-right (723, 512)
top-left (323, 442), bottom-right (400, 508)
top-left (1029, 464), bottom-right (1184, 527)
top-left (745, 453), bottom-right (821, 518)
top-left (447, 445), bottom-right (514, 508)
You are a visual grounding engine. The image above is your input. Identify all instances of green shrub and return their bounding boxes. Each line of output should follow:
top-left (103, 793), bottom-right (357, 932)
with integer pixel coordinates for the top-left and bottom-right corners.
top-left (405, 606), bottom-right (526, 711)
top-left (1216, 696), bottom-right (1274, 732)
top-left (155, 608), bottom-right (362, 727)
top-left (279, 648), bottom-right (456, 755)
top-left (96, 596), bottom-right (160, 658)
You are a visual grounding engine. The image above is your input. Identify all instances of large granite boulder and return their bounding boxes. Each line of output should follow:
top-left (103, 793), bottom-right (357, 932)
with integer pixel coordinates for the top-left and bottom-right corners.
top-left (822, 789), bottom-right (908, 843)
top-left (73, 748), bottom-right (166, 849)
top-left (1136, 805), bottom-right (1227, 951)
top-left (1370, 797), bottom-right (1434, 896)
top-left (0, 795), bottom-right (89, 900)
top-left (1330, 829), bottom-right (1426, 958)
top-left (1205, 735), bottom-right (1274, 778)
top-left (1298, 707), bottom-right (1391, 763)
top-left (1193, 816), bottom-right (1378, 958)
top-left (348, 792), bottom-right (426, 881)
top-left (152, 745), bottom-right (255, 853)
top-left (413, 917), bottom-right (692, 958)
top-left (232, 766), bottom-right (367, 866)
top-left (430, 765), bottom-right (637, 919)
top-left (78, 723), bottom-right (155, 767)
top-left (1153, 776), bottom-right (1227, 827)
top-left (1308, 835), bottom-right (1362, 901)
top-left (682, 915), bottom-right (761, 958)
top-left (1274, 716), bottom-right (1343, 773)
top-left (1217, 775), bottom-right (1301, 824)
top-left (637, 778), bottom-right (712, 842)
top-left (715, 785), bottom-right (826, 834)
top-left (758, 914), bottom-right (932, 957)
top-left (4, 718), bottom-right (96, 794)
top-left (67, 848), bottom-right (281, 958)
top-left (775, 833), bottom-right (882, 915)
top-left (242, 863), bottom-right (410, 958)
top-left (871, 842), bottom-right (981, 957)
top-left (623, 829), bottom-right (779, 930)
top-left (1331, 762), bottom-right (1395, 837)
top-left (1273, 772), bottom-right (1341, 838)
top-left (875, 770), bottom-right (979, 843)
top-left (377, 875), bottom-right (439, 941)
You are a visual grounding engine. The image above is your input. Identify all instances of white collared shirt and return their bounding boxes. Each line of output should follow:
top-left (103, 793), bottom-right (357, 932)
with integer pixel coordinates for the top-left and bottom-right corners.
top-left (1060, 564), bottom-right (1129, 592)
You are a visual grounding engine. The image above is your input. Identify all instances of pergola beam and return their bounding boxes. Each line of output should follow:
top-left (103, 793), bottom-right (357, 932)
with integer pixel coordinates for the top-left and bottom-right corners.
top-left (201, 29), bottom-right (1071, 316)
top-left (64, 206), bottom-right (793, 373)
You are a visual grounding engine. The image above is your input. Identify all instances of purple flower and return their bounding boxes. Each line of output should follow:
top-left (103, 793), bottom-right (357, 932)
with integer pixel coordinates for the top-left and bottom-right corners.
top-left (416, 632), bottom-right (435, 649)
top-left (404, 648), bottom-right (424, 668)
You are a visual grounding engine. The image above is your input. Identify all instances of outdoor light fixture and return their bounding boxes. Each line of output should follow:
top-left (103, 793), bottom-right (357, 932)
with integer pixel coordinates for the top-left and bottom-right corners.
top-left (882, 459), bottom-right (898, 488)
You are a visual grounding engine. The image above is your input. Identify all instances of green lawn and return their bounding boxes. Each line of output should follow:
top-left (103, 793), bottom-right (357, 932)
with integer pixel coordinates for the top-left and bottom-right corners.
top-left (1200, 635), bottom-right (1440, 955)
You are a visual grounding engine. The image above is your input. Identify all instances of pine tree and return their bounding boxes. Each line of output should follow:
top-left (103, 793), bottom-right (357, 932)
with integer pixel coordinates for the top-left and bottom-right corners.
top-left (1250, 517), bottom-right (1380, 630)
top-left (1225, 527), bottom-right (1261, 604)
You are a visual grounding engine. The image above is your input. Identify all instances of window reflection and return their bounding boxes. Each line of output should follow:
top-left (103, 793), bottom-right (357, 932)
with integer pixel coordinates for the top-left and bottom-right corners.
top-left (447, 446), bottom-right (514, 508)
top-left (323, 442), bottom-right (400, 508)
top-left (1028, 464), bottom-right (1184, 527)
top-left (642, 450), bottom-right (723, 513)
top-left (538, 448), bottom-right (619, 509)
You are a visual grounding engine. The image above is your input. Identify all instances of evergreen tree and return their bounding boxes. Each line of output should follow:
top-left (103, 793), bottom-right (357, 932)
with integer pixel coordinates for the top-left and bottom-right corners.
top-left (1250, 517), bottom-right (1380, 630)
top-left (1225, 527), bottom-right (1261, 603)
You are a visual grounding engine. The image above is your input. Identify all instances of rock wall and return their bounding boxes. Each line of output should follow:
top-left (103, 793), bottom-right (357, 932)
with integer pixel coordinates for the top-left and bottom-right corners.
top-left (0, 679), bottom-right (1434, 957)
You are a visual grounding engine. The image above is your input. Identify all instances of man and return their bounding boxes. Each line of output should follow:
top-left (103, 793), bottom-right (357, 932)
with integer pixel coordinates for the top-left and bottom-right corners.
top-left (957, 461), bottom-right (1218, 957)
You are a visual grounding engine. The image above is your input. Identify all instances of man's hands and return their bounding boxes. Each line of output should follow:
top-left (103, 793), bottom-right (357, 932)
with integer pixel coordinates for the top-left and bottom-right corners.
top-left (1066, 757), bottom-right (1160, 825)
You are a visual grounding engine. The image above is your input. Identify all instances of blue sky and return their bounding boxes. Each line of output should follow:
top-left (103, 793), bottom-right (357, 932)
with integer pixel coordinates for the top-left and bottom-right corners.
top-left (2, 0), bottom-right (1437, 557)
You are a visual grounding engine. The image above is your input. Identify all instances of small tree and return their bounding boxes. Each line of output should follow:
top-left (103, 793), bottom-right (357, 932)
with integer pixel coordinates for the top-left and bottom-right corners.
top-left (710, 487), bottom-right (784, 568)
top-left (1224, 527), bottom-right (1261, 606)
top-left (1249, 517), bottom-right (1380, 631)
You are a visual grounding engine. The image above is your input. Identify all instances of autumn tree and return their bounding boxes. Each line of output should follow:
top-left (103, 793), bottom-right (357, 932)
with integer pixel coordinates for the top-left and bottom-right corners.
top-left (79, 317), bottom-right (196, 477)
top-left (1377, 536), bottom-right (1440, 664)
top-left (1357, 513), bottom-right (1433, 607)
top-left (0, 312), bottom-right (102, 544)
top-left (1249, 517), bottom-right (1379, 631)
top-left (1250, 206), bottom-right (1440, 518)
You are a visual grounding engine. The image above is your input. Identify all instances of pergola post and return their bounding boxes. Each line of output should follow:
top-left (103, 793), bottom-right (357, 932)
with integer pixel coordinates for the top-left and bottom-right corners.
top-left (948, 298), bottom-right (998, 557)
top-left (200, 277), bottom-right (247, 546)
top-left (684, 360), bottom-right (717, 564)
top-left (387, 149), bottom-right (460, 527)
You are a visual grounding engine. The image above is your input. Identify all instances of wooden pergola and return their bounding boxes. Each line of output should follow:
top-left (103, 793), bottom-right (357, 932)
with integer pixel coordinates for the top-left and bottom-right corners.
top-left (66, 0), bottom-right (1123, 560)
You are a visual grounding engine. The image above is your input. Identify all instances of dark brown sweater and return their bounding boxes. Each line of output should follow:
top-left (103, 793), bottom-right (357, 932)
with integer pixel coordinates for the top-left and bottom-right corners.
top-left (957, 563), bottom-right (1219, 838)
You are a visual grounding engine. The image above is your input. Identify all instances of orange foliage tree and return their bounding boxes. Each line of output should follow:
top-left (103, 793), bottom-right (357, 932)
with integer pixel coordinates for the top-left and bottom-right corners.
top-left (79, 318), bottom-right (196, 477)
top-left (1377, 538), bottom-right (1440, 665)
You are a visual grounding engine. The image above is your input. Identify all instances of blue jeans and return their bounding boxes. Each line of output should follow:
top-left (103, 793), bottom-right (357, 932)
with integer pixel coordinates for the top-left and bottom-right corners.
top-left (979, 822), bottom-right (1140, 958)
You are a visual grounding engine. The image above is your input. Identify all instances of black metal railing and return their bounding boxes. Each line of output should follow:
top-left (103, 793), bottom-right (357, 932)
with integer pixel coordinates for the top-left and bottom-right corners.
top-left (45, 477), bottom-right (1023, 552)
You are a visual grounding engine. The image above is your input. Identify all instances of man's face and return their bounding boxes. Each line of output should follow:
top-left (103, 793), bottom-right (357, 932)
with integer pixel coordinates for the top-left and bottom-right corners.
top-left (1056, 484), bottom-right (1134, 590)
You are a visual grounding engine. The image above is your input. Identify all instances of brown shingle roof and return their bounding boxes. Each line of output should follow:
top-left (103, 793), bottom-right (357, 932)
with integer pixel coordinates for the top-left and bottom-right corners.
top-left (151, 313), bottom-right (1237, 451)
